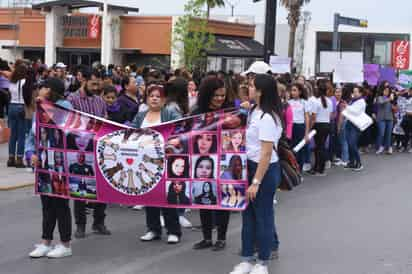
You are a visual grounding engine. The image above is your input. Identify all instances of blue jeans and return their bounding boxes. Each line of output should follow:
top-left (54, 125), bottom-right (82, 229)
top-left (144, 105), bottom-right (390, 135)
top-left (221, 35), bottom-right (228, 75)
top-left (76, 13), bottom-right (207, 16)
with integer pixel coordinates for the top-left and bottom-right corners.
top-left (346, 121), bottom-right (361, 165)
top-left (376, 120), bottom-right (393, 149)
top-left (242, 160), bottom-right (281, 262)
top-left (338, 120), bottom-right (349, 162)
top-left (8, 104), bottom-right (26, 157)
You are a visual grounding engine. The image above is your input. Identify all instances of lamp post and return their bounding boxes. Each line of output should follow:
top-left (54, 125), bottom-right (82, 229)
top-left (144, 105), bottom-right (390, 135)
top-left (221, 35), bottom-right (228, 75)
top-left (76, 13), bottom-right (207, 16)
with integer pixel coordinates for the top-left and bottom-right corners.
top-left (254, 0), bottom-right (277, 62)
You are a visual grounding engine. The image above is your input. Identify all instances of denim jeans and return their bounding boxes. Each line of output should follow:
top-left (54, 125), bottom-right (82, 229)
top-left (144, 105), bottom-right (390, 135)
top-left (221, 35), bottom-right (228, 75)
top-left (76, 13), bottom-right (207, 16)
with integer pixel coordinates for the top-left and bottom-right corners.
top-left (242, 160), bottom-right (281, 262)
top-left (8, 103), bottom-right (26, 157)
top-left (338, 120), bottom-right (349, 162)
top-left (346, 121), bottom-right (361, 165)
top-left (292, 123), bottom-right (305, 169)
top-left (376, 120), bottom-right (393, 149)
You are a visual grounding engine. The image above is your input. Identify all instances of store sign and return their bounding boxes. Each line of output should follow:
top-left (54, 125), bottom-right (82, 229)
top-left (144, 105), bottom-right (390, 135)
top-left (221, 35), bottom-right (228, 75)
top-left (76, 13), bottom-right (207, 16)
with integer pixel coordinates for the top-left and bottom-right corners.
top-left (62, 15), bottom-right (101, 39)
top-left (391, 40), bottom-right (410, 70)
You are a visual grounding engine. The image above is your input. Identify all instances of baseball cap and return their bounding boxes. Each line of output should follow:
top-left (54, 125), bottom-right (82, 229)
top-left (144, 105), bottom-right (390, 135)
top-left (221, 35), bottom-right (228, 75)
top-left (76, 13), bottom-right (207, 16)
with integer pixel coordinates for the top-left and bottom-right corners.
top-left (241, 61), bottom-right (272, 76)
top-left (55, 62), bottom-right (67, 69)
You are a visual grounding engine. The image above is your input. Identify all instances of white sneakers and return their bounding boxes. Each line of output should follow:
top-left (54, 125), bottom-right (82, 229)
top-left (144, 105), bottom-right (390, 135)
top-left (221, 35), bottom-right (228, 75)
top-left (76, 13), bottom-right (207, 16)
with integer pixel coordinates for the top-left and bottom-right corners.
top-left (167, 234), bottom-right (180, 244)
top-left (140, 231), bottom-right (159, 241)
top-left (29, 243), bottom-right (72, 258)
top-left (179, 216), bottom-right (192, 228)
top-left (376, 147), bottom-right (384, 154)
top-left (160, 215), bottom-right (165, 227)
top-left (132, 205), bottom-right (144, 210)
top-left (302, 163), bottom-right (311, 172)
top-left (229, 262), bottom-right (268, 274)
top-left (325, 161), bottom-right (332, 169)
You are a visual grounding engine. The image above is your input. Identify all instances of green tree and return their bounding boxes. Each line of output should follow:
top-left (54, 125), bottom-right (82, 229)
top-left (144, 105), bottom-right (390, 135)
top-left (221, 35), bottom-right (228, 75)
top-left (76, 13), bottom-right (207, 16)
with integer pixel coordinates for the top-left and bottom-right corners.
top-left (172, 0), bottom-right (215, 71)
top-left (280, 0), bottom-right (310, 61)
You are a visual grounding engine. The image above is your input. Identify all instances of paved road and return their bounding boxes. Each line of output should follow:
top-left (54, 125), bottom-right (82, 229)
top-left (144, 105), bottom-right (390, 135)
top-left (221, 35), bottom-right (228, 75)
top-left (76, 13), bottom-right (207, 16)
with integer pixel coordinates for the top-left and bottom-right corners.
top-left (1, 153), bottom-right (412, 274)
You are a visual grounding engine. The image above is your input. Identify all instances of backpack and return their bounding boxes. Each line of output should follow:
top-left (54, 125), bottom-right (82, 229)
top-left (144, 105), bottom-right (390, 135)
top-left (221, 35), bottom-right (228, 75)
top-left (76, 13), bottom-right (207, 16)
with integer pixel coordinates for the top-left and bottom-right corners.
top-left (275, 138), bottom-right (302, 191)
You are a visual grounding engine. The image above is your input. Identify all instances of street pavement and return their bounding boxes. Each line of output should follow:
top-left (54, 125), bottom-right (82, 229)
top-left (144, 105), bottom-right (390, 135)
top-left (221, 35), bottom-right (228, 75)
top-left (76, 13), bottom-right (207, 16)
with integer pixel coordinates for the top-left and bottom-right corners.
top-left (0, 144), bottom-right (34, 190)
top-left (1, 152), bottom-right (412, 274)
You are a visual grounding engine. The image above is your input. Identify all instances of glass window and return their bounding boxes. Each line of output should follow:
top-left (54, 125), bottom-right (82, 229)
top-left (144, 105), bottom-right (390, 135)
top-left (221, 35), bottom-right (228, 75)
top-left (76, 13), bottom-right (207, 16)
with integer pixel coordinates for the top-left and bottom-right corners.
top-left (374, 41), bottom-right (392, 65)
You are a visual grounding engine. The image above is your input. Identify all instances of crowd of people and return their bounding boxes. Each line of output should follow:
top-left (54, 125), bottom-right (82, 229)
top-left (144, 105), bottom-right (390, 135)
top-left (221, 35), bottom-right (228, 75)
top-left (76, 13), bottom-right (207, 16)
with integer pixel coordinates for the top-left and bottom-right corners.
top-left (0, 57), bottom-right (412, 274)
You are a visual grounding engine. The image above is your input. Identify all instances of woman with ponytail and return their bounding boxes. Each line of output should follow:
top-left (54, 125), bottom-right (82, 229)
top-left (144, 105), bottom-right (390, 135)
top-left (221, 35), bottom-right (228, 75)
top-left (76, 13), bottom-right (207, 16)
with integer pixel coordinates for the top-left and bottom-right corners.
top-left (310, 80), bottom-right (333, 176)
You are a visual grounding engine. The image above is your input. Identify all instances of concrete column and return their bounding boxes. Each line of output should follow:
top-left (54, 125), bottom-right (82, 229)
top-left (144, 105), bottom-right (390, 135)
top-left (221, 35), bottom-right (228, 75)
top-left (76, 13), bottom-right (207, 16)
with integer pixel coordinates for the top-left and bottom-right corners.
top-left (44, 6), bottom-right (66, 67)
top-left (101, 4), bottom-right (123, 66)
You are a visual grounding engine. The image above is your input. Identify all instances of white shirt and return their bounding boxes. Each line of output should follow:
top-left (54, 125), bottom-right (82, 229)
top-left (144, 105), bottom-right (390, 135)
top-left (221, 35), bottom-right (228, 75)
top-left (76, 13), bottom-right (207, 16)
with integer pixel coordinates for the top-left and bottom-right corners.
top-left (9, 79), bottom-right (26, 104)
top-left (288, 98), bottom-right (309, 124)
top-left (307, 96), bottom-right (318, 114)
top-left (246, 108), bottom-right (282, 163)
top-left (141, 116), bottom-right (161, 128)
top-left (313, 97), bottom-right (333, 123)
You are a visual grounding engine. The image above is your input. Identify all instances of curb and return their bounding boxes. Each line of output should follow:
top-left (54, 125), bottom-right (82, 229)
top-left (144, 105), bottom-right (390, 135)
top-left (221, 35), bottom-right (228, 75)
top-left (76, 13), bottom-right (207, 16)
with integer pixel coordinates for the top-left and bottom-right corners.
top-left (0, 182), bottom-right (34, 191)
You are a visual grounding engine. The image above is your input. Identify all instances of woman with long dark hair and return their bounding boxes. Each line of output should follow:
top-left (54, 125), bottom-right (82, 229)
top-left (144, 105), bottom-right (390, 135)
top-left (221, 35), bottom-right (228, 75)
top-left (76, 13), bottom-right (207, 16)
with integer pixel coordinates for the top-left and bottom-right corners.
top-left (191, 76), bottom-right (232, 252)
top-left (229, 74), bottom-right (283, 274)
top-left (194, 182), bottom-right (217, 205)
top-left (310, 80), bottom-right (333, 176)
top-left (165, 77), bottom-right (189, 115)
top-left (167, 181), bottom-right (190, 205)
top-left (375, 83), bottom-right (395, 154)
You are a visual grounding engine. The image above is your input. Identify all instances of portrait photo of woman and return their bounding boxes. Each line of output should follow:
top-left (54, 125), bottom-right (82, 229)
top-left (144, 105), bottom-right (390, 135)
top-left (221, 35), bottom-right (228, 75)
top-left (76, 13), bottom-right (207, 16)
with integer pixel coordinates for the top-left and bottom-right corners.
top-left (49, 151), bottom-right (65, 173)
top-left (193, 134), bottom-right (217, 154)
top-left (51, 174), bottom-right (68, 196)
top-left (193, 155), bottom-right (216, 179)
top-left (220, 154), bottom-right (246, 180)
top-left (167, 155), bottom-right (190, 178)
top-left (220, 184), bottom-right (246, 209)
top-left (193, 112), bottom-right (218, 131)
top-left (66, 132), bottom-right (94, 152)
top-left (222, 130), bottom-right (245, 152)
top-left (166, 135), bottom-right (189, 154)
top-left (166, 181), bottom-right (191, 205)
top-left (192, 181), bottom-right (217, 206)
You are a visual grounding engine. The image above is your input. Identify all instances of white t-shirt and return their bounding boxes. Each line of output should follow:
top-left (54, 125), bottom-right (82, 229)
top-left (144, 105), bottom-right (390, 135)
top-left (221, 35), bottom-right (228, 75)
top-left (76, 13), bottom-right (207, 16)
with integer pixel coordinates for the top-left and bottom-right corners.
top-left (313, 97), bottom-right (333, 123)
top-left (307, 96), bottom-right (318, 114)
top-left (9, 79), bottom-right (26, 104)
top-left (246, 108), bottom-right (282, 163)
top-left (288, 98), bottom-right (309, 124)
top-left (141, 116), bottom-right (161, 128)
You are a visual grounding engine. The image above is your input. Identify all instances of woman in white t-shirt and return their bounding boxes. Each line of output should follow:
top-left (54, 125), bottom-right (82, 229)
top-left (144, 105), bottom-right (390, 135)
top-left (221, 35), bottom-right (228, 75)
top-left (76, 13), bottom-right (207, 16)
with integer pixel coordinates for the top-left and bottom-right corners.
top-left (310, 81), bottom-right (333, 176)
top-left (229, 74), bottom-right (282, 274)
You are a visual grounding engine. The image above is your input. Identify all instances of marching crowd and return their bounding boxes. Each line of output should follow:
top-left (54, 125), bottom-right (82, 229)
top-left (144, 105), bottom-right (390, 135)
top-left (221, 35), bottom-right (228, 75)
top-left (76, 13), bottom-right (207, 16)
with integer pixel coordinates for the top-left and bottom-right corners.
top-left (1, 57), bottom-right (412, 274)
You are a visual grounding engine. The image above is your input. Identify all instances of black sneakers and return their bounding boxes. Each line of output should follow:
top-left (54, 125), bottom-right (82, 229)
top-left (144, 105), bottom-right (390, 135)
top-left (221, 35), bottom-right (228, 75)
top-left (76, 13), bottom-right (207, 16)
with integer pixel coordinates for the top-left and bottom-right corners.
top-left (211, 240), bottom-right (226, 251)
top-left (92, 224), bottom-right (111, 235)
top-left (352, 163), bottom-right (364, 172)
top-left (193, 240), bottom-right (213, 250)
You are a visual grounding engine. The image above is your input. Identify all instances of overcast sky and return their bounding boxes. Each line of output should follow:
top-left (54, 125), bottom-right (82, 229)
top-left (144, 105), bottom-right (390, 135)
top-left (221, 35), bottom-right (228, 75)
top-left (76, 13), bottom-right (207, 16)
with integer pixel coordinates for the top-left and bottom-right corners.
top-left (103, 0), bottom-right (412, 27)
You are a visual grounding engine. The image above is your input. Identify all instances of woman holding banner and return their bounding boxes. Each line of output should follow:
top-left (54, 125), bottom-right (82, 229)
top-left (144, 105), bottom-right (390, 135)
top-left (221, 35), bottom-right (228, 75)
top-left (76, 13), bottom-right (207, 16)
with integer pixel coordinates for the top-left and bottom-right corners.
top-left (229, 74), bottom-right (283, 274)
top-left (191, 76), bottom-right (233, 252)
top-left (27, 78), bottom-right (73, 259)
top-left (132, 84), bottom-right (182, 244)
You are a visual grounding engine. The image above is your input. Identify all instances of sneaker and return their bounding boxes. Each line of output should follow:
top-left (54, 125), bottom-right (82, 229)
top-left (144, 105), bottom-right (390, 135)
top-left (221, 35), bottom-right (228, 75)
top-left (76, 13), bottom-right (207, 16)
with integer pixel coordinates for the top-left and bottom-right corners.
top-left (387, 147), bottom-right (393, 155)
top-left (167, 234), bottom-right (180, 244)
top-left (160, 215), bottom-right (165, 227)
top-left (344, 162), bottom-right (355, 169)
top-left (92, 224), bottom-right (111, 235)
top-left (212, 240), bottom-right (226, 251)
top-left (302, 163), bottom-right (311, 172)
top-left (74, 225), bottom-right (86, 239)
top-left (193, 239), bottom-right (213, 250)
top-left (333, 159), bottom-right (344, 166)
top-left (46, 244), bottom-right (72, 258)
top-left (29, 244), bottom-right (52, 258)
top-left (132, 205), bottom-right (144, 210)
top-left (325, 161), bottom-right (332, 169)
top-left (307, 170), bottom-right (317, 175)
top-left (179, 216), bottom-right (192, 228)
top-left (314, 172), bottom-right (327, 177)
top-left (250, 264), bottom-right (268, 274)
top-left (229, 262), bottom-right (254, 274)
top-left (398, 147), bottom-right (405, 153)
top-left (140, 231), bottom-right (160, 241)
top-left (376, 147), bottom-right (384, 155)
top-left (353, 163), bottom-right (364, 172)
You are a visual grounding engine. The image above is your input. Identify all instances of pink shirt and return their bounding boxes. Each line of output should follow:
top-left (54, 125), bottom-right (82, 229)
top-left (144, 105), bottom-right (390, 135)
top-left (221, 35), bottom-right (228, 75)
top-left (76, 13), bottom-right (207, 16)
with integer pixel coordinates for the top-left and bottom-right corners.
top-left (283, 105), bottom-right (293, 139)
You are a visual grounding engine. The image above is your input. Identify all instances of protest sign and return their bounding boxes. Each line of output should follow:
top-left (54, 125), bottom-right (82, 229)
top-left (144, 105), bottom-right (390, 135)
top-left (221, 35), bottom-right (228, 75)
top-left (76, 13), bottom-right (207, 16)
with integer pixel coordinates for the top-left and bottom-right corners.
top-left (269, 56), bottom-right (291, 74)
top-left (35, 101), bottom-right (248, 211)
top-left (378, 66), bottom-right (397, 85)
top-left (363, 64), bottom-right (380, 86)
top-left (332, 52), bottom-right (364, 83)
top-left (399, 70), bottom-right (412, 88)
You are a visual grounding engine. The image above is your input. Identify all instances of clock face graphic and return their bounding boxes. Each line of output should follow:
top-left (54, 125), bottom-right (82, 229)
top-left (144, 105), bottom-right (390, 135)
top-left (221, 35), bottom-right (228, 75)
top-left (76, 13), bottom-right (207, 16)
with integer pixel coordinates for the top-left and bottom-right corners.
top-left (97, 128), bottom-right (165, 196)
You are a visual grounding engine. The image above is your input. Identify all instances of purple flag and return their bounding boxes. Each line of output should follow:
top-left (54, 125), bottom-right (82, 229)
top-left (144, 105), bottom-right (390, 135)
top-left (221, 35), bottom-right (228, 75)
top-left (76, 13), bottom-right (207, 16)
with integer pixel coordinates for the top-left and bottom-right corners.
top-left (364, 64), bottom-right (380, 86)
top-left (379, 66), bottom-right (397, 85)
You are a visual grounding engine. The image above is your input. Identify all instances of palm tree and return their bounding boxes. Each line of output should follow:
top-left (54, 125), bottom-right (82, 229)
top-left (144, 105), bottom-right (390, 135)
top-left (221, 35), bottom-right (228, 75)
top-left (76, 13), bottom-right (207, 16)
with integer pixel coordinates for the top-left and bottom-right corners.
top-left (197, 0), bottom-right (226, 19)
top-left (280, 0), bottom-right (310, 61)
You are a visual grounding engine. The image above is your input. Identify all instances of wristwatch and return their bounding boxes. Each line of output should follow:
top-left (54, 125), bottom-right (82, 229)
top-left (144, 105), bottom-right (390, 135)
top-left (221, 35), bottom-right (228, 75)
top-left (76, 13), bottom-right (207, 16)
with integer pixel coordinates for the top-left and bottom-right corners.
top-left (252, 178), bottom-right (261, 186)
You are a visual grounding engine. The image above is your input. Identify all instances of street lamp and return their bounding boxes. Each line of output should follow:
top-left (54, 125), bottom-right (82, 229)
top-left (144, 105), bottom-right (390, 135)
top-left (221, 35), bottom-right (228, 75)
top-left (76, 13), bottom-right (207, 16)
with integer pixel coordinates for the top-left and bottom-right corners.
top-left (253, 0), bottom-right (277, 62)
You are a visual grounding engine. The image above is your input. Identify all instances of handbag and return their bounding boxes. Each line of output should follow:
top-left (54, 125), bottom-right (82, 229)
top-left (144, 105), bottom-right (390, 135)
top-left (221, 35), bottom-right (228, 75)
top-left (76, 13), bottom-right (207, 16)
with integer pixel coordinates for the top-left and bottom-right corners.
top-left (0, 119), bottom-right (10, 144)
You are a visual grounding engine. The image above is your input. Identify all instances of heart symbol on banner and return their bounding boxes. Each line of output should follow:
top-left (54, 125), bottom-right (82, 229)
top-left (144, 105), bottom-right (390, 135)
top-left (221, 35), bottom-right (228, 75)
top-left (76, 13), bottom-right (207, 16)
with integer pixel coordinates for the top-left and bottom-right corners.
top-left (126, 158), bottom-right (134, 165)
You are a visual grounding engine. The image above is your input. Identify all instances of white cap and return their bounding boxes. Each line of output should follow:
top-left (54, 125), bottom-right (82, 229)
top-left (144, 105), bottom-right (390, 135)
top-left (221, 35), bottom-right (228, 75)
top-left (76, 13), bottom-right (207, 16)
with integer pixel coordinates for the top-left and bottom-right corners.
top-left (241, 61), bottom-right (272, 76)
top-left (55, 62), bottom-right (67, 69)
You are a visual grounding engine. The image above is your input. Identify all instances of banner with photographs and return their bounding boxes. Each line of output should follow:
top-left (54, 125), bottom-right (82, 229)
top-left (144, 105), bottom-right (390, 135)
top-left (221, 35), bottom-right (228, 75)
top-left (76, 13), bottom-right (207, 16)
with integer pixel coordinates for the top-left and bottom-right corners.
top-left (35, 101), bottom-right (248, 211)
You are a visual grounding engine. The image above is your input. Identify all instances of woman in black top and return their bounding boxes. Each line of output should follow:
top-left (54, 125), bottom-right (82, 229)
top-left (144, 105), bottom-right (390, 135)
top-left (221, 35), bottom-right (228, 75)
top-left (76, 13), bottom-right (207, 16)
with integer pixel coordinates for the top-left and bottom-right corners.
top-left (191, 76), bottom-right (233, 252)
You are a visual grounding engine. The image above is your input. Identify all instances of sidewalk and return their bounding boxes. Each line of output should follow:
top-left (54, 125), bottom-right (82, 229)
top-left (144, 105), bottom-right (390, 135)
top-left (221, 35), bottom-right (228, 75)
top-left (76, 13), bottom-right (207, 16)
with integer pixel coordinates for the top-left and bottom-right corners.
top-left (0, 143), bottom-right (34, 190)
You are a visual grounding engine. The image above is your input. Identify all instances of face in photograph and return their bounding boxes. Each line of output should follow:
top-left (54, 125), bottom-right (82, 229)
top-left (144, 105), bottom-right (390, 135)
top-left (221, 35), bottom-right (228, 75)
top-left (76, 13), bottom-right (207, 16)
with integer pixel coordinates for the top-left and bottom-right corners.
top-left (194, 113), bottom-right (218, 131)
top-left (193, 155), bottom-right (216, 179)
top-left (222, 111), bottom-right (247, 130)
top-left (48, 151), bottom-right (65, 173)
top-left (68, 152), bottom-right (95, 176)
top-left (51, 174), bottom-right (68, 196)
top-left (39, 127), bottom-right (49, 148)
top-left (221, 184), bottom-right (246, 209)
top-left (166, 181), bottom-right (191, 205)
top-left (38, 148), bottom-right (49, 170)
top-left (220, 154), bottom-right (246, 180)
top-left (167, 156), bottom-right (190, 178)
top-left (38, 172), bottom-right (52, 193)
top-left (172, 119), bottom-right (193, 135)
top-left (193, 134), bottom-right (217, 154)
top-left (223, 131), bottom-right (245, 152)
top-left (192, 181), bottom-right (217, 206)
top-left (166, 135), bottom-right (189, 154)
top-left (66, 132), bottom-right (94, 152)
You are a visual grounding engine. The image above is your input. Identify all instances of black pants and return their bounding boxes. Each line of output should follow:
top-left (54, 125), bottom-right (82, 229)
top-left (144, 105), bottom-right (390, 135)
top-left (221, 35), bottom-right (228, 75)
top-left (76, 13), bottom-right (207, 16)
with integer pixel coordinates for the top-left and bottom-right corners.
top-left (199, 209), bottom-right (230, 241)
top-left (41, 195), bottom-right (71, 242)
top-left (313, 123), bottom-right (331, 173)
top-left (145, 207), bottom-right (181, 237)
top-left (74, 200), bottom-right (106, 227)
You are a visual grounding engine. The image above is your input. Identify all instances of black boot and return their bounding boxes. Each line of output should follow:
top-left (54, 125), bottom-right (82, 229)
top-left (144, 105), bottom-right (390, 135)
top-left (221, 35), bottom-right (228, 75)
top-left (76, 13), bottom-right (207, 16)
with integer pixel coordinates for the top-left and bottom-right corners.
top-left (92, 224), bottom-right (111, 235)
top-left (7, 156), bottom-right (15, 167)
top-left (15, 157), bottom-right (25, 168)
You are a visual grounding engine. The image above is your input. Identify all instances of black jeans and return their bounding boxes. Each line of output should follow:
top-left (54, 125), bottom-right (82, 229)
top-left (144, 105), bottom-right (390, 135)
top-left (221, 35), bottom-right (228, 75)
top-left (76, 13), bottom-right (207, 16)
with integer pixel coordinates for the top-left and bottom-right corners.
top-left (41, 195), bottom-right (72, 242)
top-left (74, 200), bottom-right (107, 227)
top-left (313, 123), bottom-right (331, 173)
top-left (199, 209), bottom-right (230, 241)
top-left (145, 207), bottom-right (181, 237)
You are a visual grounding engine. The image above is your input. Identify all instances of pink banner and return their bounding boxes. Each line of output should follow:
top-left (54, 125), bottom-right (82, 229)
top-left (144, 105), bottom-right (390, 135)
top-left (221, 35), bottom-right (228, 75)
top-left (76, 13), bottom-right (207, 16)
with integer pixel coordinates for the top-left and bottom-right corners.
top-left (35, 101), bottom-right (248, 211)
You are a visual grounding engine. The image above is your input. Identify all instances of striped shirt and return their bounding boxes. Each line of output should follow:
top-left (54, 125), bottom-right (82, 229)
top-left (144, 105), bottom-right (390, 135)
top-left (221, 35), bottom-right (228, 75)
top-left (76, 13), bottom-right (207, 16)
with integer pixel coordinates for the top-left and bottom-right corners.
top-left (67, 89), bottom-right (107, 118)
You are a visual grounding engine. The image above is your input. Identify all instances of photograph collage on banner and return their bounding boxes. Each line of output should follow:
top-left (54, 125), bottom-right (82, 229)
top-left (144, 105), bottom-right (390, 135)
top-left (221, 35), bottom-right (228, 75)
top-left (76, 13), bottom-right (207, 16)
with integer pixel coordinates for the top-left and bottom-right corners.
top-left (165, 110), bottom-right (248, 210)
top-left (36, 103), bottom-right (98, 201)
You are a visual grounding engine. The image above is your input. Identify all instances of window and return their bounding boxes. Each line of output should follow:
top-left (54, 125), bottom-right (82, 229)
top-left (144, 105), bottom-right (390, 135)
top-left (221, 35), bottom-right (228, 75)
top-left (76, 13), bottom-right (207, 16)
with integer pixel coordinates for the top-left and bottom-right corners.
top-left (374, 41), bottom-right (392, 65)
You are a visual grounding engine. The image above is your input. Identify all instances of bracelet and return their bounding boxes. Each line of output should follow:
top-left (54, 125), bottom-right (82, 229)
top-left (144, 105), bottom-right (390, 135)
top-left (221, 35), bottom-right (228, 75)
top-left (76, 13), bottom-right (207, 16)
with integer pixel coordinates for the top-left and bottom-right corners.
top-left (252, 178), bottom-right (261, 186)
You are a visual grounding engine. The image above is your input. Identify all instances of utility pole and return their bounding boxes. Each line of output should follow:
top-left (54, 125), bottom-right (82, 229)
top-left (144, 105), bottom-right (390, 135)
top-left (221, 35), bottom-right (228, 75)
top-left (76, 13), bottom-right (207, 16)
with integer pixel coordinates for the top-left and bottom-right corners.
top-left (254, 0), bottom-right (277, 62)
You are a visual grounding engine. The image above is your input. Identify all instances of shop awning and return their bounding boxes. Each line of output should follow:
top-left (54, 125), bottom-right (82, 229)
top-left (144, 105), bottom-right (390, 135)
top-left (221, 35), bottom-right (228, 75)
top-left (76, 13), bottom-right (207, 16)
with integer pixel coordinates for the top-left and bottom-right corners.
top-left (207, 35), bottom-right (264, 58)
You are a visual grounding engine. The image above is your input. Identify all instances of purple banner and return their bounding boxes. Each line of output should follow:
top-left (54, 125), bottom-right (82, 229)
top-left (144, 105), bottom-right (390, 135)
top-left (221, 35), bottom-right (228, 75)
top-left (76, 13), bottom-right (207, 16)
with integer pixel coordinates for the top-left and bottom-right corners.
top-left (378, 66), bottom-right (397, 85)
top-left (363, 64), bottom-right (380, 86)
top-left (35, 101), bottom-right (248, 211)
